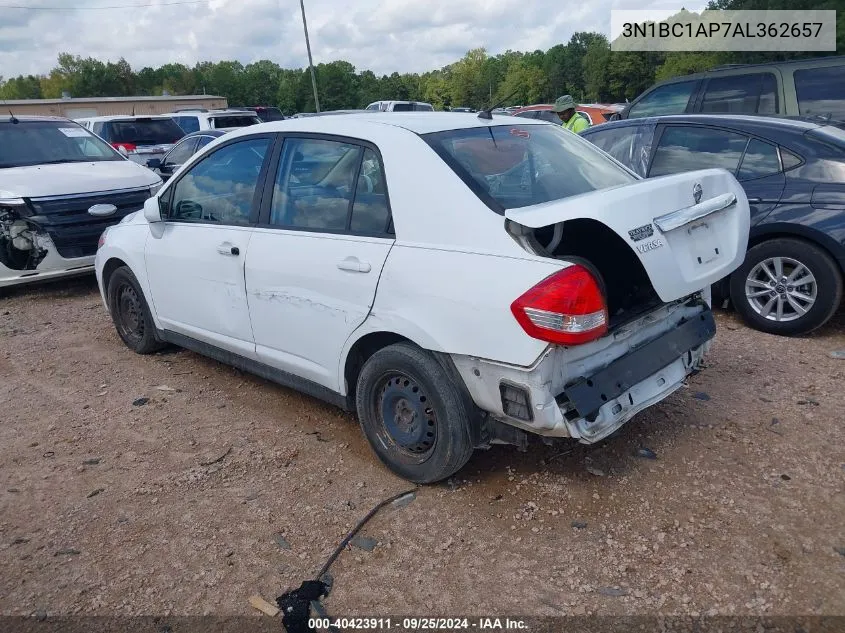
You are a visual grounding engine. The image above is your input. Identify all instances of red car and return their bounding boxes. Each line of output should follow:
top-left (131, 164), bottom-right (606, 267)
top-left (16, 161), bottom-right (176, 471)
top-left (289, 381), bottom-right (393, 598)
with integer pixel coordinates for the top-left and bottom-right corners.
top-left (510, 103), bottom-right (623, 126)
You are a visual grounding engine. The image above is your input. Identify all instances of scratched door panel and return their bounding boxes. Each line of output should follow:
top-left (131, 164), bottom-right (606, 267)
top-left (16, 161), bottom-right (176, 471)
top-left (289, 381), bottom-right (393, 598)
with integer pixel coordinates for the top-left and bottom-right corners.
top-left (145, 223), bottom-right (257, 359)
top-left (244, 228), bottom-right (393, 391)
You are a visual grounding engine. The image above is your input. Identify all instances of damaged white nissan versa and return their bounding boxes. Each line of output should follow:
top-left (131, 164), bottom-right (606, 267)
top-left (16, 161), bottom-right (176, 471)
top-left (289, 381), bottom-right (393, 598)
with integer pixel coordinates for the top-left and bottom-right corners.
top-left (1, 115), bottom-right (162, 291)
top-left (95, 112), bottom-right (750, 483)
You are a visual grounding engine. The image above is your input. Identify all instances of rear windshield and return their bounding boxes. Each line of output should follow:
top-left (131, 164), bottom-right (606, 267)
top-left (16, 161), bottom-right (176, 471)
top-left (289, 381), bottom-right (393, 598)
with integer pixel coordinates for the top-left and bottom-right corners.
top-left (0, 120), bottom-right (123, 168)
top-left (104, 118), bottom-right (185, 145)
top-left (255, 108), bottom-right (284, 121)
top-left (211, 115), bottom-right (261, 128)
top-left (806, 124), bottom-right (845, 152)
top-left (424, 124), bottom-right (635, 212)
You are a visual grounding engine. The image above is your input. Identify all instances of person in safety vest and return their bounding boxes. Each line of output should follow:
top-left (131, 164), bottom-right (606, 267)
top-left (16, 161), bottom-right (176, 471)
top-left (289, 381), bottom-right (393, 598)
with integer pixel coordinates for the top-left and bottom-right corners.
top-left (552, 95), bottom-right (589, 133)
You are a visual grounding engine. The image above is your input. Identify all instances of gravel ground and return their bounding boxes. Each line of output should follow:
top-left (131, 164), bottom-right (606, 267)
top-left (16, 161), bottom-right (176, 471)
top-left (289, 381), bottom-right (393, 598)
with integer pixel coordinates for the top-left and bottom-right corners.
top-left (1, 277), bottom-right (844, 618)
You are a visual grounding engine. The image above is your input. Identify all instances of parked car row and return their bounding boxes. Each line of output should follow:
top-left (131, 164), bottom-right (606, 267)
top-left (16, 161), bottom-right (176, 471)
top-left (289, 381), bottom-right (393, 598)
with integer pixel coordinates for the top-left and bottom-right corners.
top-left (2, 57), bottom-right (842, 483)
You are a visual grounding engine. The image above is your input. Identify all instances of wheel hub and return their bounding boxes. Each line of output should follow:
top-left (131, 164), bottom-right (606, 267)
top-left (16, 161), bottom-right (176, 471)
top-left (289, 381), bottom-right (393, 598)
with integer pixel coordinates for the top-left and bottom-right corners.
top-left (117, 285), bottom-right (143, 339)
top-left (379, 375), bottom-right (436, 454)
top-left (744, 256), bottom-right (817, 323)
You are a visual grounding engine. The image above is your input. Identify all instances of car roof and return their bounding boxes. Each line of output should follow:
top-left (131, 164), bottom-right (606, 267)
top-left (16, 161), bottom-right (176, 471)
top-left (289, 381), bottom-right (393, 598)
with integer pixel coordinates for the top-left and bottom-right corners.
top-left (644, 56), bottom-right (845, 86)
top-left (226, 112), bottom-right (547, 137)
top-left (581, 113), bottom-right (831, 136)
top-left (76, 115), bottom-right (174, 121)
top-left (0, 115), bottom-right (73, 123)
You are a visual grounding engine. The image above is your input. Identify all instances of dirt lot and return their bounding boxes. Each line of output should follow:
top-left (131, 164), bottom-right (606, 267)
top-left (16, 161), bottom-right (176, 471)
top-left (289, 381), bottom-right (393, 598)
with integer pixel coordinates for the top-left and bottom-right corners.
top-left (1, 277), bottom-right (844, 619)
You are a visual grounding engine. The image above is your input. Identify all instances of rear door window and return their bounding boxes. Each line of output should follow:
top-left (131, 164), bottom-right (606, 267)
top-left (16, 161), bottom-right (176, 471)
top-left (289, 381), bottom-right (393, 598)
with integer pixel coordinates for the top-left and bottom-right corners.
top-left (627, 80), bottom-right (697, 118)
top-left (649, 125), bottom-right (748, 177)
top-left (105, 118), bottom-right (185, 145)
top-left (700, 73), bottom-right (778, 115)
top-left (737, 138), bottom-right (781, 181)
top-left (795, 66), bottom-right (845, 120)
top-left (269, 138), bottom-right (362, 231)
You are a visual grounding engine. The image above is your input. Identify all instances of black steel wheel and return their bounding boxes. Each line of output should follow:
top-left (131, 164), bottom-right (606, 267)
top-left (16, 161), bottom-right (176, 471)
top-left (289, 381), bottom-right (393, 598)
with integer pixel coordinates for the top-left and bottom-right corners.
top-left (107, 266), bottom-right (165, 354)
top-left (356, 343), bottom-right (474, 483)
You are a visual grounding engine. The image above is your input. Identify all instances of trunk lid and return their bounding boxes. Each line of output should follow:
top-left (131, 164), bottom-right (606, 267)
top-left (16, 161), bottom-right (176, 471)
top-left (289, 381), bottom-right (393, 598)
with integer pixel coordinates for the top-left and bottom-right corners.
top-left (505, 168), bottom-right (750, 302)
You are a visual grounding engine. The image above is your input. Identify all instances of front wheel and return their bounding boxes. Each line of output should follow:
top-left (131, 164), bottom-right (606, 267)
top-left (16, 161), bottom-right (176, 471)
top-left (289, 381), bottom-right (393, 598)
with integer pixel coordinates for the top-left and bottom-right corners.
top-left (729, 238), bottom-right (843, 336)
top-left (355, 343), bottom-right (474, 484)
top-left (107, 266), bottom-right (165, 354)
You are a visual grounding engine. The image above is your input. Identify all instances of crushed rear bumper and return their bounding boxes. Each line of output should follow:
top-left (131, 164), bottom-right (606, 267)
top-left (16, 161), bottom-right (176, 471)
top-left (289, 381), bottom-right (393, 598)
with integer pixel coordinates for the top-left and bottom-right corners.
top-left (451, 299), bottom-right (714, 442)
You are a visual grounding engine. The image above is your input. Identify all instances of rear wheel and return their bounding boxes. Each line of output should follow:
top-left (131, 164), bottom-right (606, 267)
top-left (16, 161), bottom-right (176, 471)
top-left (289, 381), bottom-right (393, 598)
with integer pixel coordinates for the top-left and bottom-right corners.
top-left (730, 238), bottom-right (842, 336)
top-left (107, 266), bottom-right (165, 354)
top-left (355, 343), bottom-right (474, 484)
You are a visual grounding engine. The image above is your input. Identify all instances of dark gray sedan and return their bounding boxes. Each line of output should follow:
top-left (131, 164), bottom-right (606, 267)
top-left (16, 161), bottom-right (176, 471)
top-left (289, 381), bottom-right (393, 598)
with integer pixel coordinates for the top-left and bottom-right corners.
top-left (582, 114), bottom-right (845, 336)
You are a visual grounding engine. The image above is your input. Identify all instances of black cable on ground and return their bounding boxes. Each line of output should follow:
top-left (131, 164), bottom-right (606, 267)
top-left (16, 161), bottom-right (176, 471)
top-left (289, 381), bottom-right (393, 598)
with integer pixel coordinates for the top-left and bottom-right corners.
top-left (277, 487), bottom-right (418, 633)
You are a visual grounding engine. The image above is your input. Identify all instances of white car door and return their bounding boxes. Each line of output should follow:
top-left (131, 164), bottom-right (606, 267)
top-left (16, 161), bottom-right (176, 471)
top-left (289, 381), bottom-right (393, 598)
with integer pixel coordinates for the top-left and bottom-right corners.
top-left (145, 135), bottom-right (275, 358)
top-left (245, 137), bottom-right (394, 390)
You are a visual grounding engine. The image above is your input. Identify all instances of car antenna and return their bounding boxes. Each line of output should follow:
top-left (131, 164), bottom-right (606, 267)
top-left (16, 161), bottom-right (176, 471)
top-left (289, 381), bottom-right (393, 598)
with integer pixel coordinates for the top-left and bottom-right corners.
top-left (8, 109), bottom-right (20, 124)
top-left (477, 89), bottom-right (520, 120)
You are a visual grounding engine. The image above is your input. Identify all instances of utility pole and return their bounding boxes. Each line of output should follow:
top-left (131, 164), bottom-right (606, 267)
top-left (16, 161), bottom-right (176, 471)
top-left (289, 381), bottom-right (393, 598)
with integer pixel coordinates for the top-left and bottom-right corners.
top-left (299, 0), bottom-right (320, 112)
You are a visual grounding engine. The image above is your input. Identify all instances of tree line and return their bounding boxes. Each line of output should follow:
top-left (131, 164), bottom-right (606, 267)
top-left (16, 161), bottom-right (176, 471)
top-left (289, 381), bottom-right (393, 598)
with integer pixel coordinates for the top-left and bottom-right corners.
top-left (1, 0), bottom-right (840, 114)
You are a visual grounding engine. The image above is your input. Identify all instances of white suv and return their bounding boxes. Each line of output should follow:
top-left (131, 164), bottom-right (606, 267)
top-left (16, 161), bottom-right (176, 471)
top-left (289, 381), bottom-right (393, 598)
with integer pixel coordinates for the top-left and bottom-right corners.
top-left (94, 113), bottom-right (750, 483)
top-left (166, 110), bottom-right (262, 133)
top-left (365, 101), bottom-right (435, 112)
top-left (74, 115), bottom-right (186, 165)
top-left (1, 116), bottom-right (161, 290)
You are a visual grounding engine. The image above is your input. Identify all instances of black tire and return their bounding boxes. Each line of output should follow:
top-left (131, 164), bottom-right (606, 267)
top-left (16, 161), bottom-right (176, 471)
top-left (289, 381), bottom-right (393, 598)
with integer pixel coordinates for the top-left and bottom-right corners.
top-left (106, 266), bottom-right (165, 354)
top-left (730, 238), bottom-right (843, 336)
top-left (355, 343), bottom-right (474, 484)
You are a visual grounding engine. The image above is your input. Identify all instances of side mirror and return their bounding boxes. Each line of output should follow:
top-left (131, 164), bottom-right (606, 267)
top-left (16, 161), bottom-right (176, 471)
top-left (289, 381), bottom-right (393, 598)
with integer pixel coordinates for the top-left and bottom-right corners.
top-left (143, 196), bottom-right (163, 223)
top-left (146, 158), bottom-right (162, 169)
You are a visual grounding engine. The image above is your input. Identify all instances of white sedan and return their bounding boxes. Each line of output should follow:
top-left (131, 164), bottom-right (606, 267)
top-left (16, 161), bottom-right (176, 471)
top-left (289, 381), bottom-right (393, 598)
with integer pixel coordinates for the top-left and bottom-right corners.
top-left (95, 113), bottom-right (750, 483)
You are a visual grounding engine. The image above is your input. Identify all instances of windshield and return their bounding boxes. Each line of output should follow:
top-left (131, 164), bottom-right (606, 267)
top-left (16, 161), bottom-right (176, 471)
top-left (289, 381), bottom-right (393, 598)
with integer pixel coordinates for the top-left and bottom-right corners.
top-left (211, 115), bottom-right (262, 128)
top-left (424, 124), bottom-right (635, 212)
top-left (104, 118), bottom-right (185, 145)
top-left (0, 120), bottom-right (123, 168)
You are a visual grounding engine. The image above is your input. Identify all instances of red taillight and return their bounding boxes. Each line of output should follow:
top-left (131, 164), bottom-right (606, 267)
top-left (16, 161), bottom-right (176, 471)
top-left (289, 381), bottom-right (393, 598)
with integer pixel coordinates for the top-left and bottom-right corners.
top-left (97, 233), bottom-right (106, 249)
top-left (111, 142), bottom-right (137, 152)
top-left (510, 265), bottom-right (608, 346)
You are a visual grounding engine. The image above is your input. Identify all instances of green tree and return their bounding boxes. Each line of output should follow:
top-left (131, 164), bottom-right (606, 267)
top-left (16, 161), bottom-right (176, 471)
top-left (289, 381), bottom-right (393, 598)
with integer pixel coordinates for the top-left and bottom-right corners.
top-left (495, 59), bottom-right (547, 105)
top-left (316, 60), bottom-right (358, 110)
top-left (582, 35), bottom-right (611, 101)
top-left (242, 60), bottom-right (282, 106)
top-left (0, 74), bottom-right (43, 99)
top-left (655, 52), bottom-right (722, 81)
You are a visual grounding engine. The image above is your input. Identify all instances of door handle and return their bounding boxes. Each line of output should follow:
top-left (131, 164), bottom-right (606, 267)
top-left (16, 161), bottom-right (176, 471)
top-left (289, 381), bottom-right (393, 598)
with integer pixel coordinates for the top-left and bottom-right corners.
top-left (746, 197), bottom-right (761, 204)
top-left (337, 256), bottom-right (371, 273)
top-left (217, 243), bottom-right (240, 256)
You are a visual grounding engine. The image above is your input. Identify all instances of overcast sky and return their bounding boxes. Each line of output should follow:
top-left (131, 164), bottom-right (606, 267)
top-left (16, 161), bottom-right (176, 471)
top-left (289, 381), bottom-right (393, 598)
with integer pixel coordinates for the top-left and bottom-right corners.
top-left (0, 0), bottom-right (706, 79)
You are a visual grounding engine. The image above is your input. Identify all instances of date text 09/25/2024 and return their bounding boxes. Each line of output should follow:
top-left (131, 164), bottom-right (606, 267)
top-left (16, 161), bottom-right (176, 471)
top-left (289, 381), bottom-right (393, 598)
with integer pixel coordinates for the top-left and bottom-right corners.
top-left (308, 617), bottom-right (528, 630)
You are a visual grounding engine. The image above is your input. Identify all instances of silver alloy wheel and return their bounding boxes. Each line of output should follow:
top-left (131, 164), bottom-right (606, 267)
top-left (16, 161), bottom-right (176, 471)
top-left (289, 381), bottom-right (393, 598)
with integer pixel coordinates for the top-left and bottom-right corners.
top-left (745, 256), bottom-right (817, 322)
